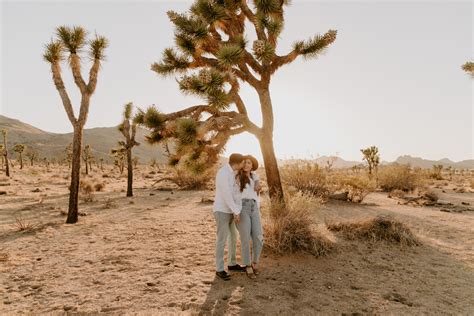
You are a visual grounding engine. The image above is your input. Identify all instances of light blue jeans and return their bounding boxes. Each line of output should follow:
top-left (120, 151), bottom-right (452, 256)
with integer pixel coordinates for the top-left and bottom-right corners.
top-left (236, 199), bottom-right (264, 266)
top-left (214, 211), bottom-right (238, 272)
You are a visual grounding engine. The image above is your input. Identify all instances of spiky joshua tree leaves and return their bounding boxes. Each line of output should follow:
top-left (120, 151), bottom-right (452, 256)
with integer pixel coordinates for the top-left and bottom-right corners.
top-left (43, 25), bottom-right (108, 224)
top-left (139, 0), bottom-right (337, 204)
top-left (361, 146), bottom-right (380, 177)
top-left (118, 102), bottom-right (140, 197)
top-left (462, 62), bottom-right (474, 77)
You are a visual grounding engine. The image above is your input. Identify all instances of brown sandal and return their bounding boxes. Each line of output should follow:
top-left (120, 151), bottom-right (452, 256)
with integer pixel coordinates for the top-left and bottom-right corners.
top-left (245, 266), bottom-right (257, 279)
top-left (252, 263), bottom-right (260, 275)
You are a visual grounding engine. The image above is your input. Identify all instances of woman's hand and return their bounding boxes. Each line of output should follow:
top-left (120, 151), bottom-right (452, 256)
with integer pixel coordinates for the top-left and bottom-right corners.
top-left (233, 214), bottom-right (240, 224)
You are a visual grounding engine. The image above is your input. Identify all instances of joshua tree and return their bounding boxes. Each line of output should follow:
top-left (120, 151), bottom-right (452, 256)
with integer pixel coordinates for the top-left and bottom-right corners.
top-left (0, 145), bottom-right (4, 167)
top-left (12, 144), bottom-right (26, 169)
top-left (25, 149), bottom-right (38, 167)
top-left (99, 158), bottom-right (104, 171)
top-left (132, 157), bottom-right (139, 168)
top-left (111, 147), bottom-right (126, 174)
top-left (136, 1), bottom-right (337, 204)
top-left (82, 144), bottom-right (92, 175)
top-left (65, 144), bottom-right (73, 169)
top-left (361, 146), bottom-right (380, 176)
top-left (117, 102), bottom-right (140, 197)
top-left (431, 164), bottom-right (443, 180)
top-left (1, 129), bottom-right (10, 177)
top-left (43, 25), bottom-right (108, 224)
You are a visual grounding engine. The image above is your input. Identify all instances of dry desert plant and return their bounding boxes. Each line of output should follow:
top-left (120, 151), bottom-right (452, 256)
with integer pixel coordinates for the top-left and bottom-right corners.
top-left (12, 144), bottom-right (26, 169)
top-left (94, 182), bottom-right (105, 192)
top-left (328, 216), bottom-right (420, 246)
top-left (281, 162), bottom-right (332, 199)
top-left (262, 191), bottom-right (334, 256)
top-left (155, 165), bottom-right (214, 190)
top-left (378, 164), bottom-right (423, 192)
top-left (80, 180), bottom-right (94, 202)
top-left (14, 216), bottom-right (39, 233)
top-left (331, 173), bottom-right (376, 203)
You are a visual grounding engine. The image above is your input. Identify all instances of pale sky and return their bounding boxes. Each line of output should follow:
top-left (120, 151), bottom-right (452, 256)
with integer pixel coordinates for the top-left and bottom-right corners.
top-left (1, 0), bottom-right (473, 162)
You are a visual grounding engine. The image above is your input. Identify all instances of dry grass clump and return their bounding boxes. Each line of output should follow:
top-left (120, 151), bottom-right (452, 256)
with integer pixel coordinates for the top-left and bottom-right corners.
top-left (80, 180), bottom-right (94, 202)
top-left (331, 174), bottom-right (376, 203)
top-left (94, 182), bottom-right (105, 192)
top-left (281, 162), bottom-right (331, 199)
top-left (155, 166), bottom-right (214, 190)
top-left (388, 189), bottom-right (406, 199)
top-left (328, 216), bottom-right (420, 246)
top-left (378, 164), bottom-right (423, 192)
top-left (14, 216), bottom-right (39, 233)
top-left (262, 191), bottom-right (334, 256)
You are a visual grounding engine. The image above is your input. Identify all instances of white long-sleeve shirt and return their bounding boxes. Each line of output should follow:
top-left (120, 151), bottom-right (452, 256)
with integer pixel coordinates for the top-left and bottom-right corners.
top-left (213, 163), bottom-right (242, 215)
top-left (241, 172), bottom-right (260, 201)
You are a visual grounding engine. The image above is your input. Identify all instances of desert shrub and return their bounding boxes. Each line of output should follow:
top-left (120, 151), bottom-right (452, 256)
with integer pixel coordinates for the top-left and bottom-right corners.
top-left (417, 189), bottom-right (439, 202)
top-left (14, 216), bottom-right (38, 232)
top-left (388, 189), bottom-right (406, 199)
top-left (156, 166), bottom-right (214, 190)
top-left (80, 180), bottom-right (94, 202)
top-left (378, 164), bottom-right (423, 192)
top-left (328, 216), bottom-right (420, 246)
top-left (262, 191), bottom-right (334, 256)
top-left (331, 174), bottom-right (376, 203)
top-left (281, 162), bottom-right (331, 199)
top-left (94, 182), bottom-right (105, 192)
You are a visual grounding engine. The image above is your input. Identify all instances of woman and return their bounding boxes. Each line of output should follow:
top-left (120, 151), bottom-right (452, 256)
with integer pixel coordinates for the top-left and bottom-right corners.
top-left (236, 155), bottom-right (264, 279)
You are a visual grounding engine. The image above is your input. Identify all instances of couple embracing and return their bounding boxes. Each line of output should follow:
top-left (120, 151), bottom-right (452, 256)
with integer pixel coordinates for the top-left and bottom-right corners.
top-left (213, 153), bottom-right (263, 280)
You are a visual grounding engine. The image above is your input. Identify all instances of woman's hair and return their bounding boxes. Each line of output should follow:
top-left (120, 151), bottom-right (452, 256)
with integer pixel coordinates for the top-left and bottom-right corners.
top-left (237, 170), bottom-right (255, 192)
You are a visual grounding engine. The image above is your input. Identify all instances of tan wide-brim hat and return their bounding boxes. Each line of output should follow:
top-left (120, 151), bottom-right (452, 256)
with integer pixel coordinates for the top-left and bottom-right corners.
top-left (244, 155), bottom-right (259, 171)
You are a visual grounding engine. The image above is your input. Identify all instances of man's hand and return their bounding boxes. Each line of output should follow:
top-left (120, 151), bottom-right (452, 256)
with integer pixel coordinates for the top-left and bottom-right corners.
top-left (233, 214), bottom-right (240, 224)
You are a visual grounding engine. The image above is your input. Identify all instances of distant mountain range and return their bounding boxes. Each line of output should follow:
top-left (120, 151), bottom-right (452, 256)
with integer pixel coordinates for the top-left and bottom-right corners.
top-left (0, 115), bottom-right (168, 163)
top-left (1, 115), bottom-right (473, 169)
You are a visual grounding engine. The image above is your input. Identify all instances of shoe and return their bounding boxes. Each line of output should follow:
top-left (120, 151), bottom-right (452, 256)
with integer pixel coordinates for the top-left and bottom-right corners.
top-left (216, 271), bottom-right (231, 281)
top-left (245, 266), bottom-right (257, 279)
top-left (228, 264), bottom-right (246, 272)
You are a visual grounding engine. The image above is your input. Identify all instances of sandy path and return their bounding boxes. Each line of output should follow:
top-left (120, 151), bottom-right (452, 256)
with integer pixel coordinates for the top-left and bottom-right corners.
top-left (1, 177), bottom-right (473, 314)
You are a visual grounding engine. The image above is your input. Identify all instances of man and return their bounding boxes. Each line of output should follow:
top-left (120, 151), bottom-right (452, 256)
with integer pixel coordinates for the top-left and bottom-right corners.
top-left (213, 153), bottom-right (246, 280)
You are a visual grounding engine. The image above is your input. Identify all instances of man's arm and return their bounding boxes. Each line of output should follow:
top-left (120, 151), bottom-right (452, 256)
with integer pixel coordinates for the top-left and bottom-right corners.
top-left (216, 170), bottom-right (241, 215)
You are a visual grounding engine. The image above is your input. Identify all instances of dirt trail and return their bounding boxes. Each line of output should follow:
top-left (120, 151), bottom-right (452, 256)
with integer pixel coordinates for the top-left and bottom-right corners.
top-left (0, 170), bottom-right (473, 314)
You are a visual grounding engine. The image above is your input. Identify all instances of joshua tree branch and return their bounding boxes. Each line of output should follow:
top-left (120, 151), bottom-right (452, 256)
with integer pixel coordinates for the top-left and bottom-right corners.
top-left (51, 63), bottom-right (77, 125)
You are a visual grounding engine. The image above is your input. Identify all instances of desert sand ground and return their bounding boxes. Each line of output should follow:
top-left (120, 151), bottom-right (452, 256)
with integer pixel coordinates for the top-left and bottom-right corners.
top-left (0, 165), bottom-right (473, 315)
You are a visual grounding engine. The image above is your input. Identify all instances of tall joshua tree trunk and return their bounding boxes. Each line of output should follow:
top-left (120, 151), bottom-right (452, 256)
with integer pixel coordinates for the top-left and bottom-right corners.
top-left (258, 86), bottom-right (284, 199)
top-left (68, 124), bottom-right (83, 223)
top-left (44, 25), bottom-right (108, 224)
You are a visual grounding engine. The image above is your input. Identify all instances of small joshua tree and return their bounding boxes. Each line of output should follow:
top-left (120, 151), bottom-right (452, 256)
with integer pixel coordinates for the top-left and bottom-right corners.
top-left (117, 102), bottom-right (140, 197)
top-left (111, 147), bottom-right (126, 174)
top-left (12, 144), bottom-right (26, 169)
top-left (65, 144), bottom-right (73, 169)
top-left (43, 25), bottom-right (108, 223)
top-left (1, 129), bottom-right (10, 177)
top-left (99, 158), bottom-right (104, 171)
top-left (361, 146), bottom-right (380, 177)
top-left (25, 148), bottom-right (38, 167)
top-left (82, 144), bottom-right (92, 175)
top-left (137, 0), bottom-right (337, 205)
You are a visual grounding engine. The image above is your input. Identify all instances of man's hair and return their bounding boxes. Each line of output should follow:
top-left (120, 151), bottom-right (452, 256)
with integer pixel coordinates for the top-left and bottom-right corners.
top-left (229, 153), bottom-right (244, 166)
